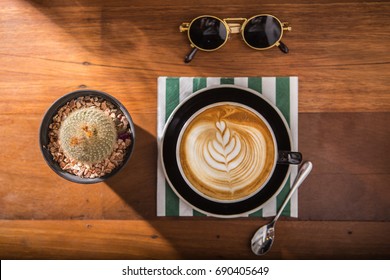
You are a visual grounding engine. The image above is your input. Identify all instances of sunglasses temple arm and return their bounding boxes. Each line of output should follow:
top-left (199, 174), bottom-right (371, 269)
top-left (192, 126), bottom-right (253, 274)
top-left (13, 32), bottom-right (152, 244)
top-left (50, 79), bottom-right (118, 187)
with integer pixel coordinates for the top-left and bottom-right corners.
top-left (278, 41), bottom-right (289, 54)
top-left (184, 48), bottom-right (198, 63)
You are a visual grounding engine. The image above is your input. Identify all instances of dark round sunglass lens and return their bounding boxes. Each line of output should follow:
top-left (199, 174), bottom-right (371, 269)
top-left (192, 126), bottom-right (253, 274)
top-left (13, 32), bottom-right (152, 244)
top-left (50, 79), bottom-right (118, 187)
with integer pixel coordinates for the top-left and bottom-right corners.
top-left (189, 17), bottom-right (227, 50)
top-left (243, 16), bottom-right (282, 49)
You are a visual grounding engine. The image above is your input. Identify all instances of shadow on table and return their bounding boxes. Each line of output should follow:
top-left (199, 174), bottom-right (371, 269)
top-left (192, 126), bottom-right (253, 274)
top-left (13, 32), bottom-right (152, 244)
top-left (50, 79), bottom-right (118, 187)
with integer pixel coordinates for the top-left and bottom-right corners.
top-left (104, 126), bottom-right (260, 259)
top-left (19, 0), bottom-right (256, 260)
top-left (25, 0), bottom-right (185, 69)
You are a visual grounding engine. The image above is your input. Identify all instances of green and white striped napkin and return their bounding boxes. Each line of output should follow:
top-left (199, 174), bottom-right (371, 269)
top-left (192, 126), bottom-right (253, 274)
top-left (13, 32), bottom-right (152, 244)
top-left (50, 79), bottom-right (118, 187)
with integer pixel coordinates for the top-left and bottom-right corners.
top-left (157, 77), bottom-right (298, 217)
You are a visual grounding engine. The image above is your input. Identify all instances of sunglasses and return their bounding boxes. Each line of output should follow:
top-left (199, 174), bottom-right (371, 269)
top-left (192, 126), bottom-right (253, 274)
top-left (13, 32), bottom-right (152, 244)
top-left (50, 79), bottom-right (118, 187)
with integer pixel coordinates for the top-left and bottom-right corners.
top-left (180, 14), bottom-right (291, 63)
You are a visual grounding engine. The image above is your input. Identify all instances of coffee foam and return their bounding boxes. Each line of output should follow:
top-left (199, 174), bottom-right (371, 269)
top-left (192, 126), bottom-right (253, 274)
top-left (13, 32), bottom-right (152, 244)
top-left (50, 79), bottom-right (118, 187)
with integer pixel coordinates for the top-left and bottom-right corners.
top-left (178, 103), bottom-right (276, 201)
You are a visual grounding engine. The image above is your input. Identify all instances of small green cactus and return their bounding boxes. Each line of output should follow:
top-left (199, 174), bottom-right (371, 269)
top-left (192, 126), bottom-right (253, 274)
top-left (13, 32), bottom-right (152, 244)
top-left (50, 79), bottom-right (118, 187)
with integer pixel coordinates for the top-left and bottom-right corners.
top-left (59, 108), bottom-right (117, 164)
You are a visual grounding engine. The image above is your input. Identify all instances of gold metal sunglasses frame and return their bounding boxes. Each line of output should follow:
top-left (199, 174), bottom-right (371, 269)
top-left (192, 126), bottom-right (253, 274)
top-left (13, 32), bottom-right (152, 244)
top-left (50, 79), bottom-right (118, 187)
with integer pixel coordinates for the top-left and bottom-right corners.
top-left (180, 14), bottom-right (291, 62)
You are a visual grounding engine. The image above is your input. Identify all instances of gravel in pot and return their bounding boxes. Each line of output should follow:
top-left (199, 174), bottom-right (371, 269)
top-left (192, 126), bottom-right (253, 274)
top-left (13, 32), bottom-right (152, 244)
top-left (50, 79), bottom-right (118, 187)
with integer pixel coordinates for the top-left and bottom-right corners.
top-left (39, 90), bottom-right (135, 183)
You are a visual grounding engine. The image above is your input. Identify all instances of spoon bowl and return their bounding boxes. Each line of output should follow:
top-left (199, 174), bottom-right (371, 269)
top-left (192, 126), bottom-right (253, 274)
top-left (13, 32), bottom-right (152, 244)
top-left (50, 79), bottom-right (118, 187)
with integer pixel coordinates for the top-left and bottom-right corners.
top-left (251, 161), bottom-right (313, 255)
top-left (251, 221), bottom-right (275, 255)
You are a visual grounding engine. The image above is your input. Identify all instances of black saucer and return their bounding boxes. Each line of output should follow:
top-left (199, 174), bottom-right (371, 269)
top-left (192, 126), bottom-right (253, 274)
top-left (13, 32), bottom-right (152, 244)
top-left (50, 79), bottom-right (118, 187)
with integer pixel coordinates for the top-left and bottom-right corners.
top-left (161, 85), bottom-right (292, 217)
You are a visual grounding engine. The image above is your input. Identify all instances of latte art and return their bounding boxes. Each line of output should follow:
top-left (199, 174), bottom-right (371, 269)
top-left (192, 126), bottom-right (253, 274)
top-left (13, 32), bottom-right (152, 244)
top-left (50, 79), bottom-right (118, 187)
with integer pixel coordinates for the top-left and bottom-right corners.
top-left (179, 104), bottom-right (276, 201)
top-left (204, 121), bottom-right (244, 173)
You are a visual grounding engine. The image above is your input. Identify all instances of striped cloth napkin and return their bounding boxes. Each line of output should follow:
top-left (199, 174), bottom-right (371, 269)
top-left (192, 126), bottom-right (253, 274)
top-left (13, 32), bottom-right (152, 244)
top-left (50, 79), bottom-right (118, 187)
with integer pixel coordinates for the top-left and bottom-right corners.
top-left (157, 77), bottom-right (298, 217)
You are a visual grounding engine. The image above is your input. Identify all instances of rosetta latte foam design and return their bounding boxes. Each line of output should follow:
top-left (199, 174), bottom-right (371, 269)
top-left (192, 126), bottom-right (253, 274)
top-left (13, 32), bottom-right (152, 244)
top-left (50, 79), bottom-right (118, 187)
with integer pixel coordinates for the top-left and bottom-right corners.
top-left (179, 104), bottom-right (275, 201)
top-left (204, 120), bottom-right (244, 173)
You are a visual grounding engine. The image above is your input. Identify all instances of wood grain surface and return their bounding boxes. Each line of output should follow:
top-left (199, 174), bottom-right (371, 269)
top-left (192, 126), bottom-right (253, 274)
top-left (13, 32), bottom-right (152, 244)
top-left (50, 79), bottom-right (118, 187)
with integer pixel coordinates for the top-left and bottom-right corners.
top-left (0, 0), bottom-right (389, 259)
top-left (1, 220), bottom-right (389, 260)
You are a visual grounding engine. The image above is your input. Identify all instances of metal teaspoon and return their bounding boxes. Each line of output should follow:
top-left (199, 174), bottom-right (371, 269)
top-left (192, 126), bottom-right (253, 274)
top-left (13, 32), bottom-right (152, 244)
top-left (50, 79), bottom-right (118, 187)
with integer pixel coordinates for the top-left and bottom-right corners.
top-left (251, 161), bottom-right (313, 256)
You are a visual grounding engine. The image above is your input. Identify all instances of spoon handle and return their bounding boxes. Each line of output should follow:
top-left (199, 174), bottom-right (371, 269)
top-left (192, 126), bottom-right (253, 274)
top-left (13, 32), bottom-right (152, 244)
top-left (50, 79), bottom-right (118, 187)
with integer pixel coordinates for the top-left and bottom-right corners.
top-left (272, 161), bottom-right (313, 223)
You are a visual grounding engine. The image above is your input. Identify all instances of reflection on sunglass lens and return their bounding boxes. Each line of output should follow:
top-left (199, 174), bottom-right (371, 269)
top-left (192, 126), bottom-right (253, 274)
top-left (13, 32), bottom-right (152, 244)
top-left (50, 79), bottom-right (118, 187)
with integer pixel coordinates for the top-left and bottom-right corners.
top-left (189, 17), bottom-right (227, 50)
top-left (243, 16), bottom-right (282, 49)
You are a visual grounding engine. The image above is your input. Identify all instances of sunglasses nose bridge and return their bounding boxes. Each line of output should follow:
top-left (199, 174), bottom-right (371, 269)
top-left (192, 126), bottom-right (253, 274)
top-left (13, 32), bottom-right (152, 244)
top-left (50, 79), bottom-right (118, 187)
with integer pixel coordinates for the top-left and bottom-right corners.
top-left (226, 23), bottom-right (241, 34)
top-left (223, 18), bottom-right (247, 34)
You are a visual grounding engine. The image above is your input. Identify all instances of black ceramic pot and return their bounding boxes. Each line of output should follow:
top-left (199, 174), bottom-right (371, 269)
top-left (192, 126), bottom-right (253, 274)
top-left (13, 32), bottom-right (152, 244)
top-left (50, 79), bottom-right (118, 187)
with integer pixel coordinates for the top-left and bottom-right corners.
top-left (39, 89), bottom-right (135, 184)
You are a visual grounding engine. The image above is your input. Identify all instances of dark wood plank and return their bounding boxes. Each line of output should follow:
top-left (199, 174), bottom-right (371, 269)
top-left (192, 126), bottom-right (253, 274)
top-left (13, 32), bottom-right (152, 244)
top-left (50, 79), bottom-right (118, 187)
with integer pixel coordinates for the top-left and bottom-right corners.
top-left (298, 112), bottom-right (390, 221)
top-left (0, 220), bottom-right (389, 259)
top-left (0, 113), bottom-right (388, 220)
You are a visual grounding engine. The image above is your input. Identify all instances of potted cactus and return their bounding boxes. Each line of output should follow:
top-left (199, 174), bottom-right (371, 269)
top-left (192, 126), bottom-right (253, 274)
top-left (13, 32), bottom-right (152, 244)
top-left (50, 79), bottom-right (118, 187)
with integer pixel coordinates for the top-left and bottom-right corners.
top-left (39, 90), bottom-right (135, 183)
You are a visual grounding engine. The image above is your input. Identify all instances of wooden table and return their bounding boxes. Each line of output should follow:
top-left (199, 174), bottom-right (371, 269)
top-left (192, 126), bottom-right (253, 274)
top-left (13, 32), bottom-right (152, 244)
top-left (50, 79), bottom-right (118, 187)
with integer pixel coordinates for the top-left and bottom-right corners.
top-left (0, 0), bottom-right (389, 259)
